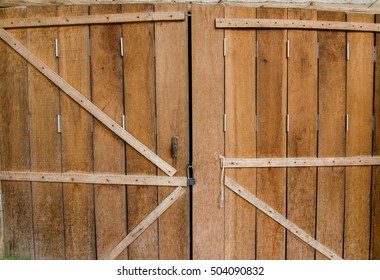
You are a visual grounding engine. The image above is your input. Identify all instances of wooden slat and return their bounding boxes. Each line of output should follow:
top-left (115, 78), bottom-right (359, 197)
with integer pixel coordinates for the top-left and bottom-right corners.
top-left (0, 11), bottom-right (185, 28)
top-left (372, 14), bottom-right (380, 260)
top-left (27, 6), bottom-right (64, 259)
top-left (57, 5), bottom-right (95, 260)
top-left (103, 187), bottom-right (186, 260)
top-left (287, 9), bottom-right (318, 260)
top-left (0, 28), bottom-right (176, 177)
top-left (155, 2), bottom-right (190, 260)
top-left (224, 156), bottom-right (380, 168)
top-left (122, 3), bottom-right (158, 260)
top-left (256, 7), bottom-right (287, 260)
top-left (192, 4), bottom-right (225, 260)
top-left (224, 176), bottom-right (342, 260)
top-left (90, 4), bottom-right (126, 260)
top-left (216, 18), bottom-right (380, 32)
top-left (0, 7), bottom-right (34, 260)
top-left (0, 172), bottom-right (188, 187)
top-left (224, 5), bottom-right (256, 260)
top-left (316, 11), bottom-right (346, 260)
top-left (345, 13), bottom-right (374, 260)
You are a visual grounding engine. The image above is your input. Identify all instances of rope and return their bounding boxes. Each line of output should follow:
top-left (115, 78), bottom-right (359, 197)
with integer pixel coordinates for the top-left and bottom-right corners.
top-left (219, 155), bottom-right (226, 208)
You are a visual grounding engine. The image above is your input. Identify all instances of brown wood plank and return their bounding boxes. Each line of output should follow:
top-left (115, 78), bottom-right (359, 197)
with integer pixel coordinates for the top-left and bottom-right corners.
top-left (27, 6), bottom-right (64, 259)
top-left (57, 5), bottom-right (95, 260)
top-left (224, 5), bottom-right (256, 260)
top-left (122, 3), bottom-right (157, 260)
top-left (155, 2), bottom-right (190, 260)
top-left (0, 7), bottom-right (34, 259)
top-left (345, 13), bottom-right (374, 260)
top-left (287, 8), bottom-right (318, 260)
top-left (192, 4), bottom-right (225, 260)
top-left (372, 14), bottom-right (380, 260)
top-left (256, 7), bottom-right (287, 260)
top-left (90, 4), bottom-right (126, 260)
top-left (316, 11), bottom-right (346, 260)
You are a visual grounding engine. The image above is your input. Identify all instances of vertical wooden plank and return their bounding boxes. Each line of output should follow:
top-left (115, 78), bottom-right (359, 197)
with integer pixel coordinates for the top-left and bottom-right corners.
top-left (224, 5), bottom-right (256, 260)
top-left (57, 5), bottom-right (95, 260)
top-left (155, 2), bottom-right (190, 260)
top-left (122, 3), bottom-right (158, 260)
top-left (192, 4), bottom-right (225, 260)
top-left (345, 13), bottom-right (374, 260)
top-left (316, 11), bottom-right (346, 260)
top-left (27, 6), bottom-right (64, 259)
top-left (0, 7), bottom-right (33, 259)
top-left (372, 14), bottom-right (380, 260)
top-left (256, 7), bottom-right (287, 260)
top-left (287, 8), bottom-right (318, 260)
top-left (90, 4), bottom-right (126, 260)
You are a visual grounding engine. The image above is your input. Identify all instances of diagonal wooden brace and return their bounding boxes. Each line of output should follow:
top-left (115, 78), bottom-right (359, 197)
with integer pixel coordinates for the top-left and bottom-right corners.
top-left (0, 28), bottom-right (176, 177)
top-left (224, 176), bottom-right (343, 260)
top-left (103, 186), bottom-right (186, 260)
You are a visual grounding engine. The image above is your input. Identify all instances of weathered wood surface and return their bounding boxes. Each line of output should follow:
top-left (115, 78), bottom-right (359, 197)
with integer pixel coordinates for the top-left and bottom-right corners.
top-left (90, 4), bottom-right (126, 260)
top-left (57, 5), bottom-right (95, 260)
top-left (316, 11), bottom-right (346, 260)
top-left (122, 3), bottom-right (158, 260)
top-left (0, 11), bottom-right (185, 28)
top-left (372, 14), bottom-right (380, 260)
top-left (287, 8), bottom-right (318, 260)
top-left (192, 4), bottom-right (225, 260)
top-left (224, 5), bottom-right (256, 260)
top-left (256, 7), bottom-right (287, 260)
top-left (27, 6), bottom-right (65, 259)
top-left (0, 7), bottom-right (34, 260)
top-left (155, 2), bottom-right (190, 260)
top-left (345, 13), bottom-right (374, 260)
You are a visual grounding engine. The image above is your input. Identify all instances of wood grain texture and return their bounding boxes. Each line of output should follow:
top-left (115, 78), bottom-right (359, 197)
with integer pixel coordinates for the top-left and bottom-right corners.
top-left (57, 5), bottom-right (95, 260)
top-left (287, 8), bottom-right (318, 260)
top-left (192, 4), bottom-right (225, 260)
top-left (155, 2), bottom-right (190, 260)
top-left (90, 4), bottom-right (126, 260)
top-left (224, 5), bottom-right (256, 260)
top-left (0, 7), bottom-right (34, 259)
top-left (122, 3), bottom-right (157, 260)
top-left (316, 11), bottom-right (346, 260)
top-left (372, 14), bottom-right (380, 260)
top-left (27, 6), bottom-right (64, 260)
top-left (345, 13), bottom-right (374, 260)
top-left (256, 7), bottom-right (287, 260)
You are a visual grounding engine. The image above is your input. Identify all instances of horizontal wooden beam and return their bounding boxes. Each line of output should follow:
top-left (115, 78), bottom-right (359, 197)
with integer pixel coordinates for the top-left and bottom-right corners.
top-left (0, 171), bottom-right (188, 187)
top-left (216, 18), bottom-right (380, 32)
top-left (0, 28), bottom-right (176, 177)
top-left (103, 186), bottom-right (185, 260)
top-left (224, 156), bottom-right (380, 168)
top-left (224, 176), bottom-right (342, 260)
top-left (0, 11), bottom-right (185, 29)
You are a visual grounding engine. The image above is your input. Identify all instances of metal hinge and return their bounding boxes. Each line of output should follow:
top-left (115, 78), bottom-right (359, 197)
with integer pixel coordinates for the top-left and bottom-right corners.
top-left (223, 114), bottom-right (227, 132)
top-left (122, 115), bottom-right (126, 130)
top-left (55, 38), bottom-right (59, 58)
top-left (171, 136), bottom-right (179, 158)
top-left (57, 114), bottom-right (61, 133)
top-left (120, 37), bottom-right (124, 57)
top-left (223, 37), bottom-right (227, 57)
top-left (286, 40), bottom-right (290, 59)
top-left (347, 43), bottom-right (350, 61)
top-left (286, 114), bottom-right (290, 132)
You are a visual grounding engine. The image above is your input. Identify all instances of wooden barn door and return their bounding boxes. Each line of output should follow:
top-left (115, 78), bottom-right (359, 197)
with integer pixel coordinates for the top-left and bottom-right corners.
top-left (0, 3), bottom-right (190, 260)
top-left (192, 4), bottom-right (380, 260)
